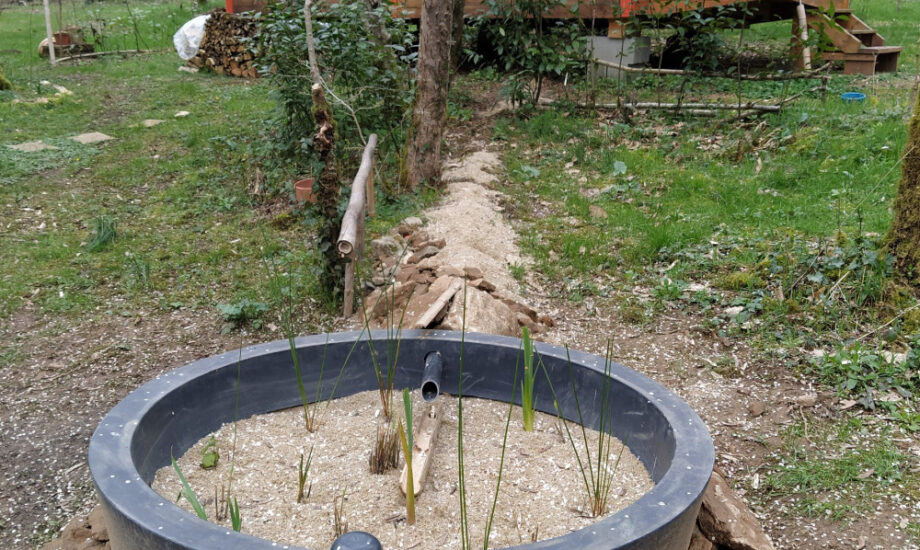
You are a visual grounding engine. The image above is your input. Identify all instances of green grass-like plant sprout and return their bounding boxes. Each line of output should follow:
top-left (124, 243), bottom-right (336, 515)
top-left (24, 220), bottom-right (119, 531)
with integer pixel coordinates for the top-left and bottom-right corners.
top-left (171, 454), bottom-right (207, 520)
top-left (521, 326), bottom-right (537, 431)
top-left (399, 388), bottom-right (416, 525)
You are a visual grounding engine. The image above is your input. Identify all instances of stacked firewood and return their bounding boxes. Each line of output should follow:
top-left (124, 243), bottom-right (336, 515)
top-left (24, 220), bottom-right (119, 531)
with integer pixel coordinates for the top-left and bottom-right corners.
top-left (189, 10), bottom-right (259, 78)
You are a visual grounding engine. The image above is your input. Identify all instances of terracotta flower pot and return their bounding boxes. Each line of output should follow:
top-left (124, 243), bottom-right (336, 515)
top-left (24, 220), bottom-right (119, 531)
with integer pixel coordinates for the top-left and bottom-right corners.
top-left (293, 177), bottom-right (316, 203)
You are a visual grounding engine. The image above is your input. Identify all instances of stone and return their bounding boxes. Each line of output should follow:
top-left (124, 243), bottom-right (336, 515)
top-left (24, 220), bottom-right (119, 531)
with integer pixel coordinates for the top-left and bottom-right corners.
top-left (371, 276), bottom-right (387, 287)
top-left (410, 269), bottom-right (436, 285)
top-left (69, 132), bottom-right (114, 144)
top-left (370, 235), bottom-right (405, 261)
top-left (436, 265), bottom-right (464, 278)
top-left (402, 275), bottom-right (460, 328)
top-left (61, 516), bottom-right (92, 541)
top-left (174, 110), bottom-right (190, 117)
top-left (538, 314), bottom-right (555, 327)
top-left (589, 205), bottom-right (608, 219)
top-left (141, 119), bottom-right (164, 128)
top-left (697, 471), bottom-right (775, 550)
top-left (408, 245), bottom-right (441, 265)
top-left (463, 266), bottom-right (484, 280)
top-left (470, 278), bottom-right (496, 292)
top-left (8, 140), bottom-right (58, 152)
top-left (516, 312), bottom-right (537, 331)
top-left (418, 238), bottom-right (446, 250)
top-left (724, 306), bottom-right (745, 318)
top-left (688, 525), bottom-right (715, 550)
top-left (793, 393), bottom-right (817, 407)
top-left (408, 231), bottom-right (431, 247)
top-left (88, 506), bottom-right (109, 542)
top-left (501, 299), bottom-right (538, 322)
top-left (401, 216), bottom-right (423, 230)
top-left (438, 286), bottom-right (519, 337)
top-left (748, 401), bottom-right (766, 418)
top-left (396, 265), bottom-right (418, 284)
top-left (364, 281), bottom-right (417, 320)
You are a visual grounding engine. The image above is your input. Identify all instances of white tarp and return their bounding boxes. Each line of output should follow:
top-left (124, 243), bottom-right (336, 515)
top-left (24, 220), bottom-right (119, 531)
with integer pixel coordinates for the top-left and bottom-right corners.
top-left (173, 15), bottom-right (210, 61)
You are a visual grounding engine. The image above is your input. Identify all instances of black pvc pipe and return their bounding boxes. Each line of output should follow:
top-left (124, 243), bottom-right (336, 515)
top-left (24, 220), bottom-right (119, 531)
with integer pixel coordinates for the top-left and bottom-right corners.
top-left (330, 531), bottom-right (382, 550)
top-left (421, 351), bottom-right (443, 402)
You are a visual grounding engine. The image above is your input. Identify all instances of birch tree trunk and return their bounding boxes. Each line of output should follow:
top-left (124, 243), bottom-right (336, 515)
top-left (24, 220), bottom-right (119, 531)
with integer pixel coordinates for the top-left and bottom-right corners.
top-left (405, 0), bottom-right (452, 189)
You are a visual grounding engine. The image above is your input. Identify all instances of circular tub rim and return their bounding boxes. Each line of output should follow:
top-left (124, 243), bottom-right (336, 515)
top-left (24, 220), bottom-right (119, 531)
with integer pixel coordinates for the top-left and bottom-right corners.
top-left (88, 330), bottom-right (714, 550)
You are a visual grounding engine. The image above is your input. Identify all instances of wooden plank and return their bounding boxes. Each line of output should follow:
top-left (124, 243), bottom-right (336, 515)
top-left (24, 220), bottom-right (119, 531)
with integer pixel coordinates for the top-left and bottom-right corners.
top-left (807, 12), bottom-right (862, 54)
top-left (400, 404), bottom-right (442, 497)
top-left (412, 278), bottom-right (462, 329)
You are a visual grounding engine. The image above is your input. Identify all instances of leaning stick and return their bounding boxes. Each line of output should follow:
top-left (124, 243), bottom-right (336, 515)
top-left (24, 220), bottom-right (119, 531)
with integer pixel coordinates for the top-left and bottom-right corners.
top-left (412, 278), bottom-right (462, 329)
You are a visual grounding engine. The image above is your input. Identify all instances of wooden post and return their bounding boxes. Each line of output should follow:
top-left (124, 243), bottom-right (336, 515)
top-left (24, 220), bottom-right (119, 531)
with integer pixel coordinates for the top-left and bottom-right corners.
top-left (42, 0), bottom-right (56, 64)
top-left (343, 259), bottom-right (355, 317)
top-left (796, 1), bottom-right (812, 71)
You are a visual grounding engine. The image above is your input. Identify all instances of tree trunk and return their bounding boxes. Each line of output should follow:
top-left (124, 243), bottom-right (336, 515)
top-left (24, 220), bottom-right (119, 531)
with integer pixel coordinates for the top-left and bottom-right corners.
top-left (887, 86), bottom-right (920, 280)
top-left (312, 83), bottom-right (344, 297)
top-left (406, 0), bottom-right (452, 189)
top-left (449, 0), bottom-right (465, 79)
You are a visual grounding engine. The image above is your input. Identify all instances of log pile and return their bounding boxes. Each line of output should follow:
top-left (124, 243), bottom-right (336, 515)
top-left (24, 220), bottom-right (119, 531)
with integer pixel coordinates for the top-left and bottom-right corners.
top-left (189, 10), bottom-right (259, 78)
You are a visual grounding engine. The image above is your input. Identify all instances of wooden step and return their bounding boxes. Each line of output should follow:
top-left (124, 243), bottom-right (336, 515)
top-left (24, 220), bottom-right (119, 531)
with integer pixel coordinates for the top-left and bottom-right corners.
top-left (821, 46), bottom-right (902, 75)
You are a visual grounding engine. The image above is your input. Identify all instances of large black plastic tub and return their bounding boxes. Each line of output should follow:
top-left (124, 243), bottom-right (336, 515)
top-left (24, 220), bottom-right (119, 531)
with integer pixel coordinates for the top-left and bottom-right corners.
top-left (88, 330), bottom-right (714, 550)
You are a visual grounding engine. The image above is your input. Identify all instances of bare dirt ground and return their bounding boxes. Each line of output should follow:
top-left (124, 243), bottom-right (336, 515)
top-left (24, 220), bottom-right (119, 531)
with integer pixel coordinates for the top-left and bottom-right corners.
top-left (3, 88), bottom-right (918, 550)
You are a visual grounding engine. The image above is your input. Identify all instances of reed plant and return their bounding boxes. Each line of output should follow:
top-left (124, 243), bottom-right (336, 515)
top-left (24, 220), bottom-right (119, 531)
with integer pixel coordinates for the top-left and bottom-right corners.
top-left (362, 283), bottom-right (412, 420)
top-left (397, 388), bottom-right (416, 525)
top-left (297, 446), bottom-right (314, 503)
top-left (369, 421), bottom-right (400, 474)
top-left (332, 488), bottom-right (348, 537)
top-left (520, 326), bottom-right (537, 432)
top-left (544, 341), bottom-right (626, 517)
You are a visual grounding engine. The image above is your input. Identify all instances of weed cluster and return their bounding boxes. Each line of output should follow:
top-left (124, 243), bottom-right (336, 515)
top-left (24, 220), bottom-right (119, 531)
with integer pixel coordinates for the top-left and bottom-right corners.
top-left (813, 335), bottom-right (920, 413)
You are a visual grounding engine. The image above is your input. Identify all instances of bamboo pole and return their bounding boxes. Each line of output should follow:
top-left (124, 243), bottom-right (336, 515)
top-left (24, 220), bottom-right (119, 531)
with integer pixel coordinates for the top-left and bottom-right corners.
top-left (337, 133), bottom-right (378, 258)
top-left (42, 0), bottom-right (56, 64)
top-left (337, 133), bottom-right (377, 317)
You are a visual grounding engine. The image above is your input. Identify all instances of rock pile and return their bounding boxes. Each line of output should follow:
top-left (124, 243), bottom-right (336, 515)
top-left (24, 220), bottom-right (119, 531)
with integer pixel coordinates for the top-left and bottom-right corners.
top-left (360, 217), bottom-right (553, 337)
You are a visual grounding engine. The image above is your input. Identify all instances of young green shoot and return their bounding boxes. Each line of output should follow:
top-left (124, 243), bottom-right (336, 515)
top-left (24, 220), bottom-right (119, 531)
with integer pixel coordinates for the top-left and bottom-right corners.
top-left (228, 496), bottom-right (242, 532)
top-left (398, 388), bottom-right (416, 525)
top-left (332, 488), bottom-right (348, 537)
top-left (521, 326), bottom-right (536, 432)
top-left (172, 454), bottom-right (207, 520)
top-left (297, 445), bottom-right (314, 504)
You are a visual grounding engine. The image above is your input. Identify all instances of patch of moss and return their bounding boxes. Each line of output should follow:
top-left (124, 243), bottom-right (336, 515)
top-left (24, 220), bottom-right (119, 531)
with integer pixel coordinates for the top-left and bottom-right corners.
top-left (718, 270), bottom-right (765, 290)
